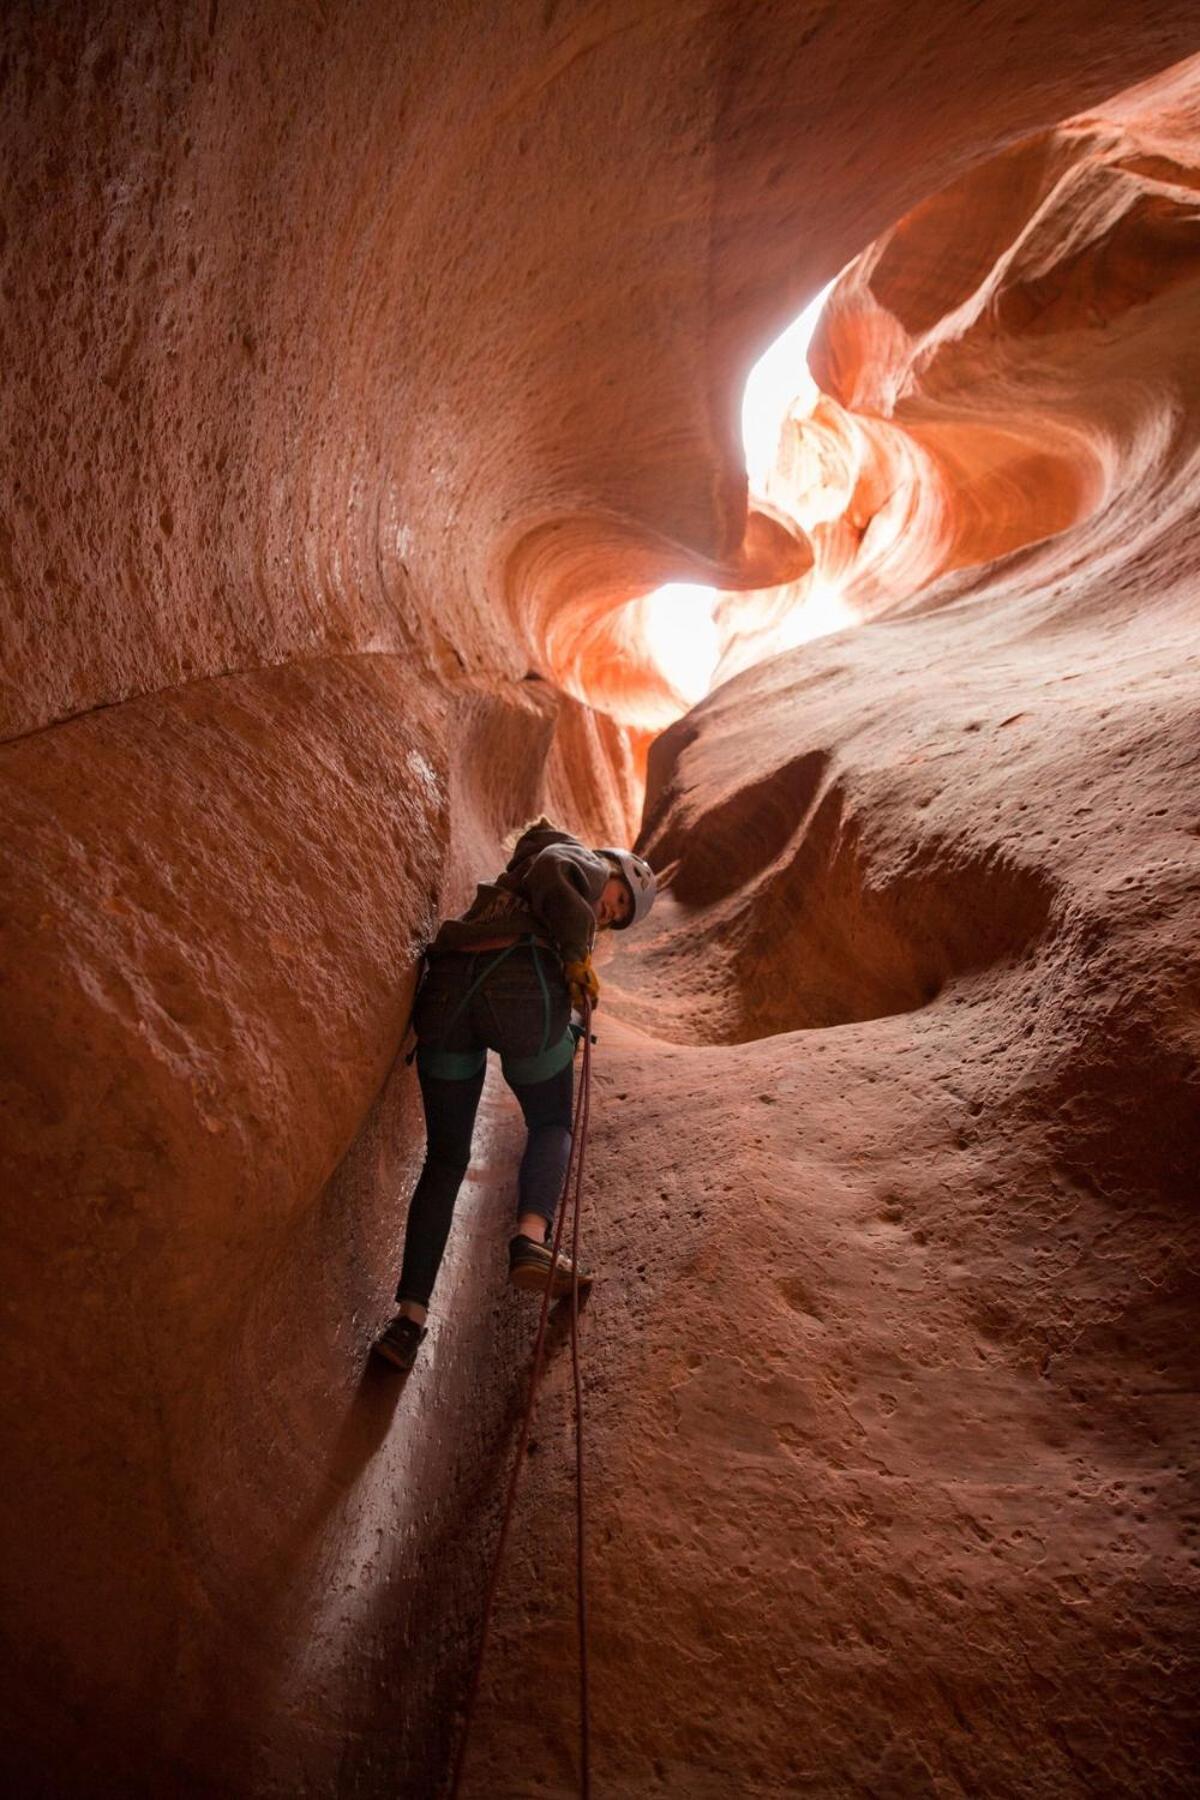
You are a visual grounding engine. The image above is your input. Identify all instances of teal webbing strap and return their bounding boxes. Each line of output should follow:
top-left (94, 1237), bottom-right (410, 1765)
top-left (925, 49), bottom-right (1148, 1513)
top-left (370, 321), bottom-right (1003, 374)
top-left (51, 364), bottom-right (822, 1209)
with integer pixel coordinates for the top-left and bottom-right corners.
top-left (501, 1028), bottom-right (576, 1088)
top-left (416, 1044), bottom-right (488, 1082)
top-left (415, 936), bottom-right (546, 1083)
top-left (529, 939), bottom-right (550, 1056)
top-left (432, 939), bottom-right (522, 1048)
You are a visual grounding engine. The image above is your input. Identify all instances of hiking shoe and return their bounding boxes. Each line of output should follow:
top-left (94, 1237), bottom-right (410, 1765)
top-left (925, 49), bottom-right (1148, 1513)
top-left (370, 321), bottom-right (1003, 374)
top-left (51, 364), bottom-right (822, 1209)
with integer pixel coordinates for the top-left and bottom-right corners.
top-left (508, 1234), bottom-right (593, 1299)
top-left (372, 1313), bottom-right (427, 1373)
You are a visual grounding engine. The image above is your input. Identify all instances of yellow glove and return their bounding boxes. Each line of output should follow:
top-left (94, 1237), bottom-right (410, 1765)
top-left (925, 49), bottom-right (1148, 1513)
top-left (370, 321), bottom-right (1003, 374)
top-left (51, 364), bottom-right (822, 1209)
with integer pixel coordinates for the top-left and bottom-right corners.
top-left (564, 957), bottom-right (600, 1012)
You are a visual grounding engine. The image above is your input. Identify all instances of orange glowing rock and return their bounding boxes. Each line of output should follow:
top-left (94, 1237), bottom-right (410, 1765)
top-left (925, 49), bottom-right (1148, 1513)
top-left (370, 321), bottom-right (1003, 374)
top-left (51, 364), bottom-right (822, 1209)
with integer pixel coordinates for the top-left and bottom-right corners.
top-left (2, 8), bottom-right (1199, 1795)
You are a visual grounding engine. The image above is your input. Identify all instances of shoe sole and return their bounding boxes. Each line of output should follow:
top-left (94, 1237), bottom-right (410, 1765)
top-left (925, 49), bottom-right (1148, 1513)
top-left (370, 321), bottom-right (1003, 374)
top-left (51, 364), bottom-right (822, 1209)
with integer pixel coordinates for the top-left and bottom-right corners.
top-left (372, 1340), bottom-right (417, 1371)
top-left (509, 1262), bottom-right (594, 1297)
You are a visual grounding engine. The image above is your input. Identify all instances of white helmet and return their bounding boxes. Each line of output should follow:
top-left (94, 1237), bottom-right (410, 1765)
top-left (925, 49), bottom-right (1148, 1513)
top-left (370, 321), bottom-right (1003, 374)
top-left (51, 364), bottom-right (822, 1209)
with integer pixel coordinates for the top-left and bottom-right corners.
top-left (597, 847), bottom-right (657, 928)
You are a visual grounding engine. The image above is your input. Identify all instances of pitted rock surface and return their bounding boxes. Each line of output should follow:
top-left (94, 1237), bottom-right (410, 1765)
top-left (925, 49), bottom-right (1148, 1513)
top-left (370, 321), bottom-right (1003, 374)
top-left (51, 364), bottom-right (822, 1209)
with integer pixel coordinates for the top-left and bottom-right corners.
top-left (2, 5), bottom-right (1200, 1795)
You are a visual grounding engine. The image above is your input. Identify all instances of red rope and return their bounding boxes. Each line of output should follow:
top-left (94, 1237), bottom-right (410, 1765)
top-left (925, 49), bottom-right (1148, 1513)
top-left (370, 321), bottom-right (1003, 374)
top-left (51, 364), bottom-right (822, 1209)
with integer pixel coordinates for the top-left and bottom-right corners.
top-left (450, 998), bottom-right (594, 1799)
top-left (570, 1013), bottom-right (593, 1797)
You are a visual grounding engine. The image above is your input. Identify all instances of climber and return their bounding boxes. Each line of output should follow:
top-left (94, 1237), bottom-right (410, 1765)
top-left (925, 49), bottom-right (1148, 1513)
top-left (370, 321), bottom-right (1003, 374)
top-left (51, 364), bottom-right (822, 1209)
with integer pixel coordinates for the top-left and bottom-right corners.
top-left (372, 817), bottom-right (659, 1373)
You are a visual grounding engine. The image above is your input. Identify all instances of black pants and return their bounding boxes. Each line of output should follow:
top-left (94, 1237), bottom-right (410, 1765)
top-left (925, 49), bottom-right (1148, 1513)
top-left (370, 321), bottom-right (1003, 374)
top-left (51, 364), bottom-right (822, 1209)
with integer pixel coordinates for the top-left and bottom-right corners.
top-left (395, 946), bottom-right (575, 1308)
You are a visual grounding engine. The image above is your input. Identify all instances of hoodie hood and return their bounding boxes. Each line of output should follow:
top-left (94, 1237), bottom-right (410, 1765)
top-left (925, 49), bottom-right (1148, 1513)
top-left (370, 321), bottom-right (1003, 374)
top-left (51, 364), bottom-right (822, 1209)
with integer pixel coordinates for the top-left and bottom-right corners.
top-left (504, 818), bottom-right (586, 878)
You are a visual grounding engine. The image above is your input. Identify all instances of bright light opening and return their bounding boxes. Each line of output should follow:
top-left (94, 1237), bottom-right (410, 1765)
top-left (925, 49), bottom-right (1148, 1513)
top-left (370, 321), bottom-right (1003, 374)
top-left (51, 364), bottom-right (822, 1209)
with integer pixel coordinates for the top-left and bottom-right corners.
top-left (774, 574), bottom-right (855, 649)
top-left (639, 281), bottom-right (838, 707)
top-left (640, 582), bottom-right (719, 705)
top-left (741, 283), bottom-right (833, 495)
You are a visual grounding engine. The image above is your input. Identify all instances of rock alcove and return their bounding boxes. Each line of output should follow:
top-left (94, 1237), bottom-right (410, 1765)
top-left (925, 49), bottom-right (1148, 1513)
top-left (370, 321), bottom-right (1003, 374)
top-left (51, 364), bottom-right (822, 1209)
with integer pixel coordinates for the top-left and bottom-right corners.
top-left (2, 6), bottom-right (1199, 1797)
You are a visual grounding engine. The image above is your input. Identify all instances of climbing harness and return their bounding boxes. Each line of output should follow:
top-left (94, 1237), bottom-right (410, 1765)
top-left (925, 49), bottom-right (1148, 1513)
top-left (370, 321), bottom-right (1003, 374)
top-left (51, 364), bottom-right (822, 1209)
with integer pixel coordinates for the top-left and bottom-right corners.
top-left (450, 996), bottom-right (595, 1799)
top-left (405, 936), bottom-right (576, 1086)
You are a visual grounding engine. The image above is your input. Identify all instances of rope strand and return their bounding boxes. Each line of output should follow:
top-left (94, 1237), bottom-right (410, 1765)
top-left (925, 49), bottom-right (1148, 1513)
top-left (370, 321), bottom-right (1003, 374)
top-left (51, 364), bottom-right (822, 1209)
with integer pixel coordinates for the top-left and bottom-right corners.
top-left (571, 1018), bottom-right (593, 1797)
top-left (450, 996), bottom-right (594, 1799)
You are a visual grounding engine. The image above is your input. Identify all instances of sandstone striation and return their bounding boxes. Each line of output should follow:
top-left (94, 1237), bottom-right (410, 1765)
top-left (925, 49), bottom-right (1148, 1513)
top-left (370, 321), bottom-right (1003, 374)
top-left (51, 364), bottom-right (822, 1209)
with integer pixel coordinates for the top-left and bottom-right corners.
top-left (2, 4), bottom-right (1200, 1796)
top-left (714, 59), bottom-right (1200, 679)
top-left (455, 48), bottom-right (1200, 1800)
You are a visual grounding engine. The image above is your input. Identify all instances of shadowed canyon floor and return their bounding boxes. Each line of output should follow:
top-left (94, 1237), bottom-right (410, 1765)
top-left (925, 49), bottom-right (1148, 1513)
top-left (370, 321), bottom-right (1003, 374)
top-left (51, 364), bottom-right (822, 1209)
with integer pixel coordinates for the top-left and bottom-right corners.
top-left (2, 4), bottom-right (1200, 1796)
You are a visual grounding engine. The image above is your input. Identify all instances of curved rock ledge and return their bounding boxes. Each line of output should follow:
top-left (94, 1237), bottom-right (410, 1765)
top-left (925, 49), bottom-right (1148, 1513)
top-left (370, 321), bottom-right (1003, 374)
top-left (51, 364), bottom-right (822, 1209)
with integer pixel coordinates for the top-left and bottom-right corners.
top-left (3, 7), bottom-right (1200, 1795)
top-left (714, 61), bottom-right (1200, 678)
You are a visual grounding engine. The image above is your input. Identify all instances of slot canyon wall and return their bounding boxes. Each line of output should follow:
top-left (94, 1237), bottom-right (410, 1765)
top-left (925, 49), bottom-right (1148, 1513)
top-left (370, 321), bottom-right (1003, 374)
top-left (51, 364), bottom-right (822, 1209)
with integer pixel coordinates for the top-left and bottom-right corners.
top-left (1, 3), bottom-right (1198, 1796)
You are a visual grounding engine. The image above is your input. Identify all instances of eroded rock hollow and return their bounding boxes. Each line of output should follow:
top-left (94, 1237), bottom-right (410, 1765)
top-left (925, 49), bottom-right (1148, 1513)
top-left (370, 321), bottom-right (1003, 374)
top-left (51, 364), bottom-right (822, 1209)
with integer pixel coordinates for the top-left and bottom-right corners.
top-left (2, 4), bottom-right (1198, 1795)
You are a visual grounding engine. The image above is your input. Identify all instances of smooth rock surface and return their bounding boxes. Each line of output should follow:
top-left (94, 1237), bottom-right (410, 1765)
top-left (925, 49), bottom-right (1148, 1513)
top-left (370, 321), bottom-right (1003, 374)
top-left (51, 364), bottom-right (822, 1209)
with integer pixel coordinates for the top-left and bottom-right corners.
top-left (468, 444), bottom-right (1200, 1797)
top-left (3, 5), bottom-right (1200, 1796)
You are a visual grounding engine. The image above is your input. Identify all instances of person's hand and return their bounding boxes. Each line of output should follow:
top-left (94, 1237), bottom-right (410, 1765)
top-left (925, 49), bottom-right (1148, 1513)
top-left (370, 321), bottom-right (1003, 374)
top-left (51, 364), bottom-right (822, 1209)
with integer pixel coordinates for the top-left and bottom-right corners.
top-left (564, 956), bottom-right (600, 1012)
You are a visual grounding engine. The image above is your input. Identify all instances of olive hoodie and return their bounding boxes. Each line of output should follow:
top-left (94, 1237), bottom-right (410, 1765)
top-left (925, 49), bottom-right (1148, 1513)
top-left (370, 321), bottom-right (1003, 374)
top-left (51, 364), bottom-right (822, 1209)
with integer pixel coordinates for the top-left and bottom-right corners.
top-left (431, 819), bottom-right (608, 966)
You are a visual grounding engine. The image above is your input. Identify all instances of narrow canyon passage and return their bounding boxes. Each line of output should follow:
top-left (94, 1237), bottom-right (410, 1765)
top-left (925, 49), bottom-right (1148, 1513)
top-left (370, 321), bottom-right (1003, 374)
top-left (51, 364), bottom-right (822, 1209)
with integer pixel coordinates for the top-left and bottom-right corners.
top-left (2, 5), bottom-right (1200, 1797)
top-left (466, 582), bottom-right (1200, 1795)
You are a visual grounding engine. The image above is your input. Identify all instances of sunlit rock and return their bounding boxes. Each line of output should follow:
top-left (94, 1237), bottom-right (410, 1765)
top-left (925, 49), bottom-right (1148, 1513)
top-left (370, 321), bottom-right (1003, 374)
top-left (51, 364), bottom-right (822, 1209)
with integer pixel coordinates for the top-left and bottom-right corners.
top-left (2, 7), bottom-right (1199, 1796)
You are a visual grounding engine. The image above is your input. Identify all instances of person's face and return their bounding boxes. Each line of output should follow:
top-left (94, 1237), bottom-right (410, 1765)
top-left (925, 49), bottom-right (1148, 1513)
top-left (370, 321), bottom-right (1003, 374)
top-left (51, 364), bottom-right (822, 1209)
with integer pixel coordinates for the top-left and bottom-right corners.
top-left (595, 874), bottom-right (633, 930)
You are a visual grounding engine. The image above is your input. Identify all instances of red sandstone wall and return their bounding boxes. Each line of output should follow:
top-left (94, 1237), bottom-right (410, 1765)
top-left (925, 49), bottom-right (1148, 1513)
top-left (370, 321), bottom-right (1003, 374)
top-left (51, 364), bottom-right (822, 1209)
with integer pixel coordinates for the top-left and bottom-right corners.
top-left (466, 56), bottom-right (1200, 1800)
top-left (3, 3), bottom-right (1200, 1794)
